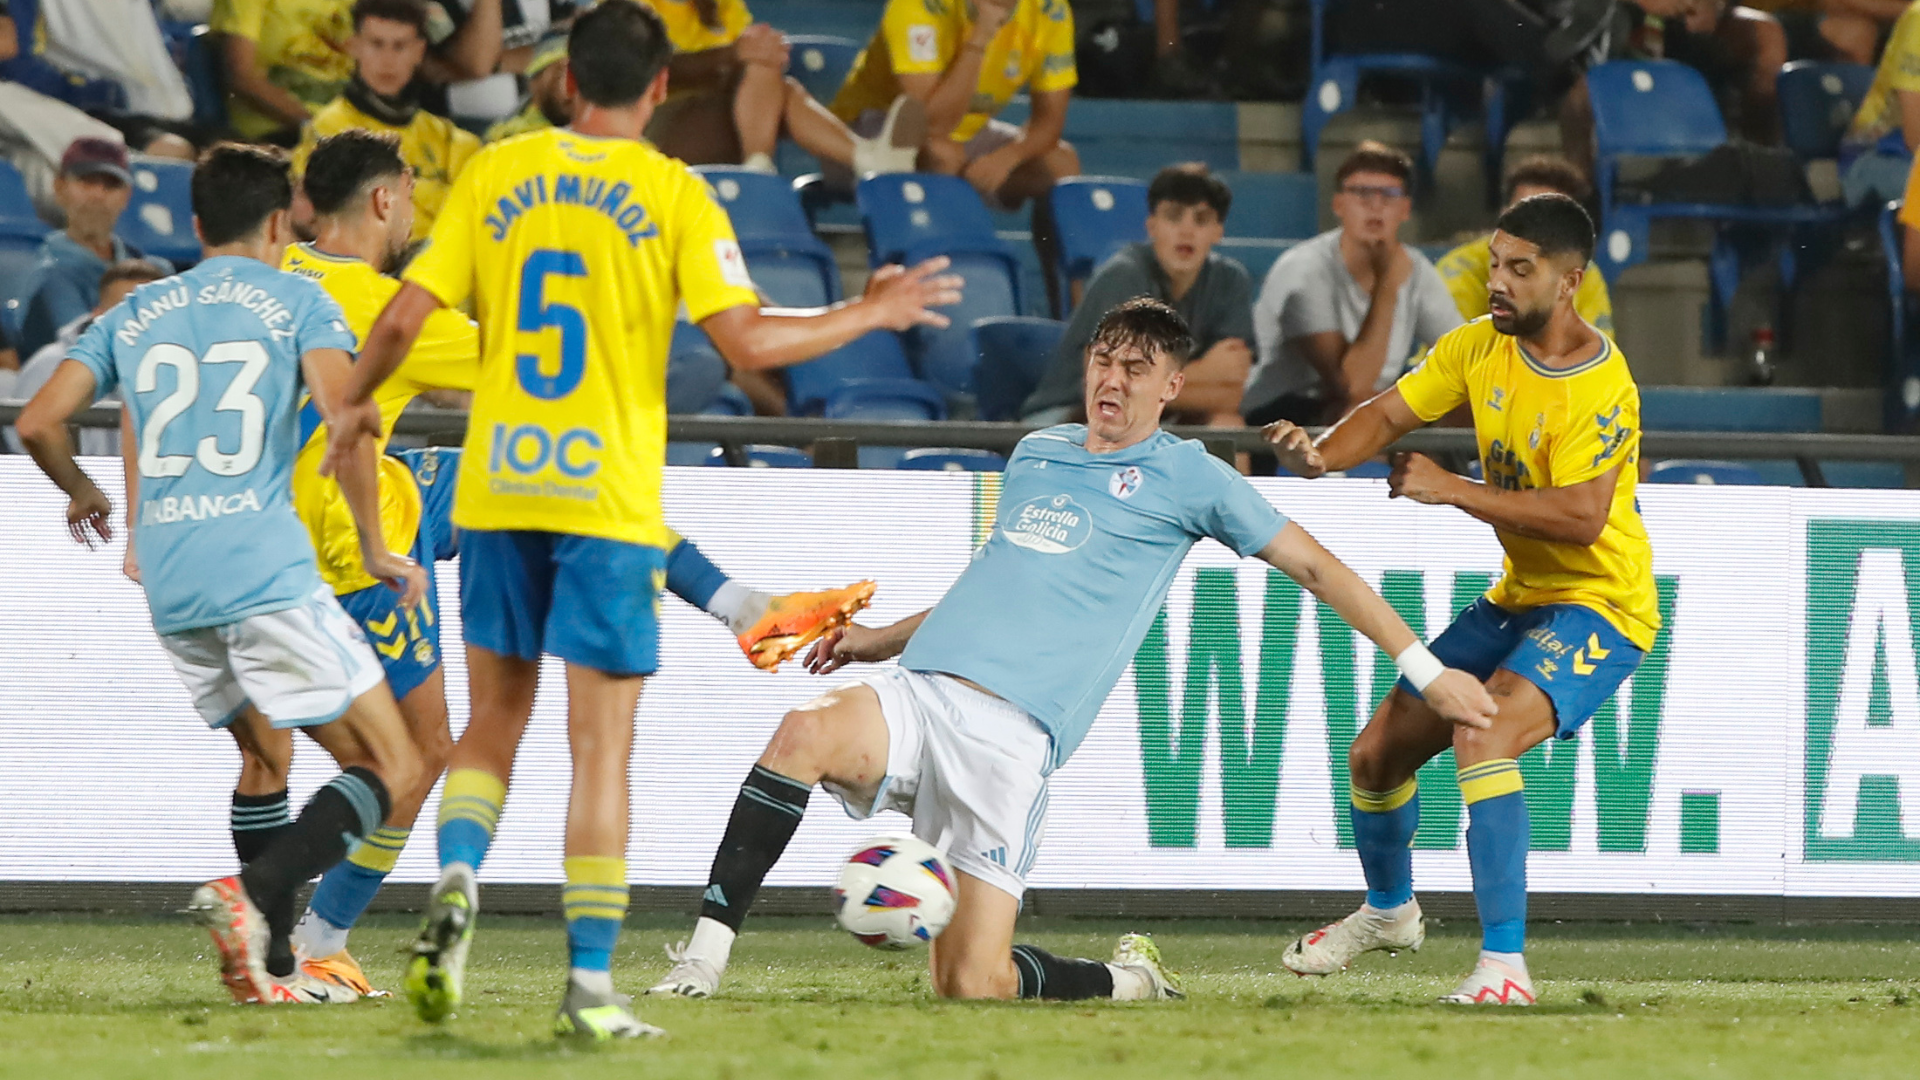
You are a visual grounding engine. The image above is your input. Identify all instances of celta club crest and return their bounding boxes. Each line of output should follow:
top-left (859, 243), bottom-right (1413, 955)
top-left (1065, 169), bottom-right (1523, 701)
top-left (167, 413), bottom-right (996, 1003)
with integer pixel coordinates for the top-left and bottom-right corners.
top-left (1109, 466), bottom-right (1143, 500)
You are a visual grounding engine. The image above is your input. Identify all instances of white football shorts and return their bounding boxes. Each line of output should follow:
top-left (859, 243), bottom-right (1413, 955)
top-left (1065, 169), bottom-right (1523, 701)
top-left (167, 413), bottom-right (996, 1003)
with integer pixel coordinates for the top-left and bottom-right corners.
top-left (825, 666), bottom-right (1054, 901)
top-left (159, 584), bottom-right (385, 729)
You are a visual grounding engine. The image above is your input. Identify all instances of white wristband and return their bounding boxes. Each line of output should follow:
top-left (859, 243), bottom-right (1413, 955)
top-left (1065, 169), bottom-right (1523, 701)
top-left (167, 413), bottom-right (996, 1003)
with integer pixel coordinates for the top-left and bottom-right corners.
top-left (1394, 641), bottom-right (1446, 693)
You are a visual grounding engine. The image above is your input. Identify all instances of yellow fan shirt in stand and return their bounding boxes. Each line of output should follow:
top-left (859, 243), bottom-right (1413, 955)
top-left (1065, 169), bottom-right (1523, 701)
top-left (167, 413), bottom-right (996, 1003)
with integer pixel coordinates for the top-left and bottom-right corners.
top-left (1395, 317), bottom-right (1659, 650)
top-left (283, 242), bottom-right (480, 594)
top-left (403, 127), bottom-right (761, 549)
top-left (292, 100), bottom-right (481, 244)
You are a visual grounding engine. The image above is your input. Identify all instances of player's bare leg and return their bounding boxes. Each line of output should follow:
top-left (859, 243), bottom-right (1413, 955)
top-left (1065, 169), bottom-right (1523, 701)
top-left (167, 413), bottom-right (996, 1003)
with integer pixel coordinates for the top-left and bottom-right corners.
top-left (1284, 690), bottom-right (1452, 977)
top-left (1442, 670), bottom-right (1556, 1006)
top-left (407, 647), bottom-right (537, 1022)
top-left (228, 715), bottom-right (295, 866)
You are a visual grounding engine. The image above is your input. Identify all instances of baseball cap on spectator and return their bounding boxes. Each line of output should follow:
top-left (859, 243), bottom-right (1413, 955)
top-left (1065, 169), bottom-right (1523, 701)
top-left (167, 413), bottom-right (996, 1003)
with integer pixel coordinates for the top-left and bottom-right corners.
top-left (61, 139), bottom-right (132, 187)
top-left (526, 30), bottom-right (568, 78)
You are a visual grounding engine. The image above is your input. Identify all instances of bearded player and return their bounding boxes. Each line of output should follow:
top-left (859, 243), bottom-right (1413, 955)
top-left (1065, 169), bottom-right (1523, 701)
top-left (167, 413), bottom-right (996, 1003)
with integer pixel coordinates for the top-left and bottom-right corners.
top-left (1264, 193), bottom-right (1658, 1006)
top-left (646, 298), bottom-right (1498, 1005)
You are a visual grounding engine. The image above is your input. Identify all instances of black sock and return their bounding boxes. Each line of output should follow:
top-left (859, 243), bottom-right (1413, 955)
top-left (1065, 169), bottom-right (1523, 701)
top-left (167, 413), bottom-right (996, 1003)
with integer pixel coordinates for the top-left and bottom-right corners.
top-left (1011, 945), bottom-right (1114, 1000)
top-left (230, 789), bottom-right (291, 865)
top-left (699, 765), bottom-right (810, 932)
top-left (240, 767), bottom-right (390, 976)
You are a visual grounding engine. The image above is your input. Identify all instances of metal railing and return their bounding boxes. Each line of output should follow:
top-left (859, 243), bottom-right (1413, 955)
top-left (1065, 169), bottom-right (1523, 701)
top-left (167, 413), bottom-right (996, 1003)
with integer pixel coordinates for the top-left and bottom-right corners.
top-left (4, 402), bottom-right (1918, 485)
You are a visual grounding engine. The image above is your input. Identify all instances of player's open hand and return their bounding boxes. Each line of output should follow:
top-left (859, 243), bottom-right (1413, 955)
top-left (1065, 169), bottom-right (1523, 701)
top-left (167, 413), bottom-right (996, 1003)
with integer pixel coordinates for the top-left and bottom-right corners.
top-left (1422, 668), bottom-right (1497, 730)
top-left (1262, 420), bottom-right (1325, 478)
top-left (864, 257), bottom-right (964, 331)
top-left (366, 549), bottom-right (429, 611)
top-left (67, 486), bottom-right (112, 549)
top-left (804, 622), bottom-right (893, 676)
top-left (320, 398), bottom-right (384, 479)
top-left (1387, 451), bottom-right (1455, 504)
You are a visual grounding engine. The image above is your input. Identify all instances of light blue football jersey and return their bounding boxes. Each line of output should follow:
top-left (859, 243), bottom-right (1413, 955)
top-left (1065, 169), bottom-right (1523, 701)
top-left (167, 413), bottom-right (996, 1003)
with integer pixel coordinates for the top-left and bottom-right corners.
top-left (900, 425), bottom-right (1288, 769)
top-left (69, 255), bottom-right (358, 634)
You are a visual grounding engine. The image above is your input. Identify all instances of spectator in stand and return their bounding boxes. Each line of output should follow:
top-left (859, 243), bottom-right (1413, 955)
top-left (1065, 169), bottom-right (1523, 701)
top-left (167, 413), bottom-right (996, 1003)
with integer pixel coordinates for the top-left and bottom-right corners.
top-left (639, 0), bottom-right (921, 175)
top-left (1838, 0), bottom-right (1920, 206)
top-left (830, 0), bottom-right (1081, 299)
top-left (438, 0), bottom-right (567, 76)
top-left (483, 29), bottom-right (570, 141)
top-left (1021, 163), bottom-right (1252, 428)
top-left (292, 0), bottom-right (478, 243)
top-left (4, 259), bottom-right (167, 456)
top-left (1436, 154), bottom-right (1614, 336)
top-left (1813, 0), bottom-right (1908, 65)
top-left (211, 0), bottom-right (358, 142)
top-left (0, 0), bottom-right (131, 111)
top-left (1243, 141), bottom-right (1460, 428)
top-left (17, 138), bottom-right (174, 357)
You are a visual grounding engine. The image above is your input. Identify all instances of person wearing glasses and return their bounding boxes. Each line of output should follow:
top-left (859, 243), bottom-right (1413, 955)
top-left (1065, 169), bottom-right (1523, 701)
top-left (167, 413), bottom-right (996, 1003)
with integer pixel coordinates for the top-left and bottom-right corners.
top-left (1242, 141), bottom-right (1461, 428)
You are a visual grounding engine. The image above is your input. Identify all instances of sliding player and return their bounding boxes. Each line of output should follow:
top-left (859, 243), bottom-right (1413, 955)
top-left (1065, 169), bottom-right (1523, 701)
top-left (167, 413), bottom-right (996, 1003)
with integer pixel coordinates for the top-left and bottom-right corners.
top-left (15, 143), bottom-right (424, 1005)
top-left (328, 0), bottom-right (963, 1039)
top-left (1264, 193), bottom-right (1658, 1006)
top-left (646, 298), bottom-right (1498, 1005)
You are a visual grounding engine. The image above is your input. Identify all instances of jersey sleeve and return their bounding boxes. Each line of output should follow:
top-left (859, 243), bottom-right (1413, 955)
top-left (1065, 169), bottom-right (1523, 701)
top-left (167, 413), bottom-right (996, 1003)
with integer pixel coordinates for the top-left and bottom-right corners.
top-left (1549, 371), bottom-right (1640, 487)
top-left (671, 170), bottom-right (763, 323)
top-left (1031, 0), bottom-right (1077, 93)
top-left (403, 152), bottom-right (484, 310)
top-left (395, 307), bottom-right (481, 393)
top-left (1393, 326), bottom-right (1470, 422)
top-left (65, 307), bottom-right (121, 398)
top-left (1888, 10), bottom-right (1920, 93)
top-left (1182, 446), bottom-right (1288, 556)
top-left (209, 0), bottom-right (263, 40)
top-left (882, 0), bottom-right (956, 77)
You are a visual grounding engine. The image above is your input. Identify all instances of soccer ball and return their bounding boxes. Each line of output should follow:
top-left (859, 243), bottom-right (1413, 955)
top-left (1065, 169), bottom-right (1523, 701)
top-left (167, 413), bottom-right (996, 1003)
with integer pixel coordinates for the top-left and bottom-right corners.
top-left (832, 835), bottom-right (957, 949)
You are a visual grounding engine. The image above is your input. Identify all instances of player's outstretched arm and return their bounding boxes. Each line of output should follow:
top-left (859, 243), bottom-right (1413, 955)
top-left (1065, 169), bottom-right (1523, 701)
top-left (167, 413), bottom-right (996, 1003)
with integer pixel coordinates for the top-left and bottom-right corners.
top-left (700, 257), bottom-right (964, 371)
top-left (803, 610), bottom-right (931, 676)
top-left (320, 282), bottom-right (444, 478)
top-left (1388, 452), bottom-right (1619, 546)
top-left (1262, 386), bottom-right (1425, 477)
top-left (1256, 521), bottom-right (1496, 729)
top-left (15, 359), bottom-right (111, 548)
top-left (302, 345), bottom-right (428, 609)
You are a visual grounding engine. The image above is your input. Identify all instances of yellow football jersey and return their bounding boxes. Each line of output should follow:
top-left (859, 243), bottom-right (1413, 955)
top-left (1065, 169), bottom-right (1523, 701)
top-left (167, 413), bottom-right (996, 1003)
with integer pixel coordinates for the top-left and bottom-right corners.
top-left (644, 0), bottom-right (753, 53)
top-left (1395, 317), bottom-right (1659, 650)
top-left (210, 0), bottom-right (355, 139)
top-left (1434, 236), bottom-right (1615, 338)
top-left (831, 0), bottom-right (1076, 144)
top-left (404, 127), bottom-right (760, 548)
top-left (283, 243), bottom-right (481, 594)
top-left (292, 97), bottom-right (482, 243)
top-left (1846, 2), bottom-right (1920, 149)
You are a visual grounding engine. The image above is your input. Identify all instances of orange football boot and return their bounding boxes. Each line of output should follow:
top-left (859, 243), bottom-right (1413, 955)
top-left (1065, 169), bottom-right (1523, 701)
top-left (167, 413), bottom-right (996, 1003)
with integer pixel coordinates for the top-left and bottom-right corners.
top-left (738, 581), bottom-right (877, 671)
top-left (302, 949), bottom-right (381, 997)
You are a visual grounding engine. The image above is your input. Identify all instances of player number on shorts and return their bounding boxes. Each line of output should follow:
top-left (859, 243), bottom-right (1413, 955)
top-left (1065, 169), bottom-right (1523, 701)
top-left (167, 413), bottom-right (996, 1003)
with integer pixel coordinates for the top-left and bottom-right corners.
top-left (134, 339), bottom-right (271, 479)
top-left (515, 248), bottom-right (588, 400)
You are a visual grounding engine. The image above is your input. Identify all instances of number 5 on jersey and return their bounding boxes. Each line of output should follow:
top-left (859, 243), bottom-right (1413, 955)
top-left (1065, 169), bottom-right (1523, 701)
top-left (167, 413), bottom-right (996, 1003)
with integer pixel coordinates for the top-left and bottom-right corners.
top-left (517, 249), bottom-right (587, 400)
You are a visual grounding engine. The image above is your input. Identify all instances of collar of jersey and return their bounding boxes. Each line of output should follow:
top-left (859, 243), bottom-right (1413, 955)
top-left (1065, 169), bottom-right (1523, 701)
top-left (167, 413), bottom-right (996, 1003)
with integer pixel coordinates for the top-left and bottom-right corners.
top-left (1515, 333), bottom-right (1611, 379)
top-left (1026, 423), bottom-right (1179, 460)
top-left (294, 242), bottom-right (362, 265)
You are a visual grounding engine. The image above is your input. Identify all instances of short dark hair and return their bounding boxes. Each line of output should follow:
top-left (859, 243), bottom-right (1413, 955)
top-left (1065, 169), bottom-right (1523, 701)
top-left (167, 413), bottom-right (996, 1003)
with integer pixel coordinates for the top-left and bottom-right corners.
top-left (304, 130), bottom-right (407, 218)
top-left (1148, 163), bottom-right (1232, 222)
top-left (1495, 192), bottom-right (1595, 266)
top-left (192, 143), bottom-right (292, 247)
top-left (1087, 297), bottom-right (1197, 369)
top-left (1503, 153), bottom-right (1591, 205)
top-left (1335, 140), bottom-right (1413, 191)
top-left (351, 0), bottom-right (430, 36)
top-left (98, 259), bottom-right (169, 294)
top-left (568, 0), bottom-right (672, 109)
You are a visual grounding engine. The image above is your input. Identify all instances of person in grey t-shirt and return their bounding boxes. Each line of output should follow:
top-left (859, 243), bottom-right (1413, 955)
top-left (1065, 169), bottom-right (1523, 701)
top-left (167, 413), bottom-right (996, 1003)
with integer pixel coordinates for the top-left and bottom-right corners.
top-left (1243, 141), bottom-right (1461, 427)
top-left (1022, 164), bottom-right (1254, 425)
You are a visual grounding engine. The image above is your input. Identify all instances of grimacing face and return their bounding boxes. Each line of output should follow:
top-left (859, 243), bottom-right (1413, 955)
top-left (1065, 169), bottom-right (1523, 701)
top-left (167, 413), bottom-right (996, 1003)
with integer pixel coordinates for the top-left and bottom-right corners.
top-left (1486, 229), bottom-right (1580, 338)
top-left (1082, 337), bottom-right (1183, 446)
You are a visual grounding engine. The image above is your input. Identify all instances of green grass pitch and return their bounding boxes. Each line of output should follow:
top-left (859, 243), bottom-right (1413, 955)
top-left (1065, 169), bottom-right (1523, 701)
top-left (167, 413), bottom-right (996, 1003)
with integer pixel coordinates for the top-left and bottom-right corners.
top-left (0, 912), bottom-right (1916, 1078)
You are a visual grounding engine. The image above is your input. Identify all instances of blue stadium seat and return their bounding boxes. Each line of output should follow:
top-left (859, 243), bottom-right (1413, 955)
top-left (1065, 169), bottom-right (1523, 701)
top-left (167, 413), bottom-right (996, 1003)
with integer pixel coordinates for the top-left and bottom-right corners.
top-left (1049, 176), bottom-right (1147, 315)
top-left (1587, 61), bottom-right (1843, 348)
top-left (0, 160), bottom-right (47, 248)
top-left (118, 158), bottom-right (201, 268)
top-left (1777, 61), bottom-right (1874, 163)
top-left (1000, 98), bottom-right (1243, 178)
top-left (786, 35), bottom-right (860, 106)
top-left (1215, 171), bottom-right (1318, 240)
top-left (0, 245), bottom-right (41, 346)
top-left (707, 381), bottom-right (755, 415)
top-left (1648, 459), bottom-right (1767, 485)
top-left (971, 316), bottom-right (1065, 421)
top-left (857, 174), bottom-right (1023, 404)
top-left (696, 167), bottom-right (840, 305)
top-left (1882, 201), bottom-right (1917, 429)
top-left (1638, 387), bottom-right (1822, 432)
top-left (160, 19), bottom-right (230, 130)
top-left (1215, 238), bottom-right (1296, 285)
top-left (819, 377), bottom-right (948, 421)
top-left (898, 447), bottom-right (1008, 471)
top-left (785, 329), bottom-right (920, 414)
top-left (668, 322), bottom-right (729, 414)
top-left (706, 444), bottom-right (813, 467)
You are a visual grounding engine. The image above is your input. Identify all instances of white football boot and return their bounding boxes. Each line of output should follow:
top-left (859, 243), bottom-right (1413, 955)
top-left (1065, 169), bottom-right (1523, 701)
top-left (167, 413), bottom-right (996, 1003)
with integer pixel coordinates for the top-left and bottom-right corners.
top-left (1440, 954), bottom-right (1536, 1006)
top-left (1281, 901), bottom-right (1425, 976)
top-left (645, 941), bottom-right (724, 999)
top-left (1112, 933), bottom-right (1184, 1000)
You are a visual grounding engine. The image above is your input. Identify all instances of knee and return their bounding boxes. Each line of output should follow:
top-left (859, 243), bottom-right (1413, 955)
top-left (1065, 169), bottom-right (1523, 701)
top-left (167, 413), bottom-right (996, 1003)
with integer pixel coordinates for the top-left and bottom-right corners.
top-left (1050, 139), bottom-right (1080, 179)
top-left (762, 706), bottom-right (833, 772)
top-left (932, 962), bottom-right (1017, 1000)
top-left (1347, 732), bottom-right (1394, 793)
